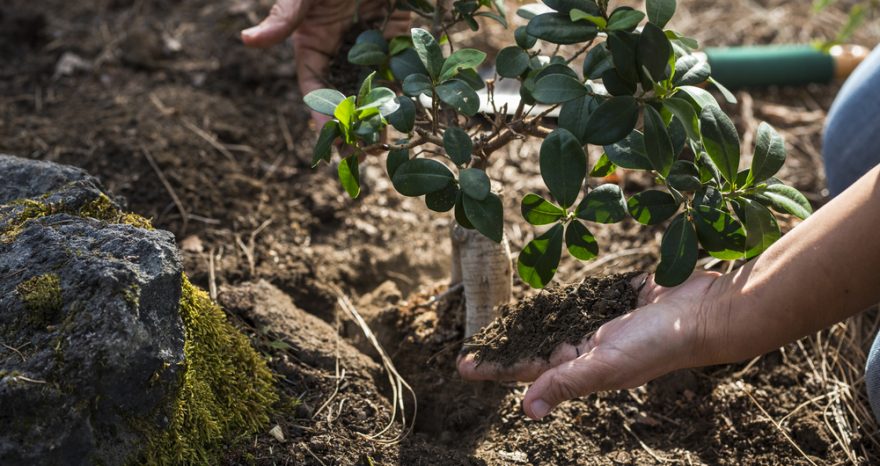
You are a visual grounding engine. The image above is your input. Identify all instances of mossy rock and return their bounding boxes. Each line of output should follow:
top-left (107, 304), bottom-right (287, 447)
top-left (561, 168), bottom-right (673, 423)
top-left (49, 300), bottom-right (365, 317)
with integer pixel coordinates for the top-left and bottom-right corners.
top-left (0, 155), bottom-right (276, 465)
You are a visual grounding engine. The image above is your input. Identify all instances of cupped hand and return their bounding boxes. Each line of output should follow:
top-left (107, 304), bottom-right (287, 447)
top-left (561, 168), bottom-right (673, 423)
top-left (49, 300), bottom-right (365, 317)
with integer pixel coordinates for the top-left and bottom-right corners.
top-left (241, 0), bottom-right (410, 125)
top-left (457, 271), bottom-right (723, 420)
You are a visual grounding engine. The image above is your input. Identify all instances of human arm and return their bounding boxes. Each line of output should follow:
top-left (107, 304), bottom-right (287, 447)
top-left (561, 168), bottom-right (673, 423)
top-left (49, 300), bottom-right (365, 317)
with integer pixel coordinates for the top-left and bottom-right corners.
top-left (458, 164), bottom-right (880, 420)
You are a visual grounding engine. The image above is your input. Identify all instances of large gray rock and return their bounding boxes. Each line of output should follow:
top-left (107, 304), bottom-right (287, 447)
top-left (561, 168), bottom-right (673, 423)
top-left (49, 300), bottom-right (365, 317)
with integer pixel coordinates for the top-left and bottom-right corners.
top-left (0, 155), bottom-right (185, 465)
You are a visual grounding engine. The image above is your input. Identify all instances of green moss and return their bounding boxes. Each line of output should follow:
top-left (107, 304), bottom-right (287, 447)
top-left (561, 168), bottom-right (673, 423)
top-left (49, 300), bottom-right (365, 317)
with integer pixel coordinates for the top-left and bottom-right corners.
top-left (78, 195), bottom-right (153, 230)
top-left (16, 273), bottom-right (63, 327)
top-left (140, 276), bottom-right (277, 465)
top-left (123, 284), bottom-right (140, 310)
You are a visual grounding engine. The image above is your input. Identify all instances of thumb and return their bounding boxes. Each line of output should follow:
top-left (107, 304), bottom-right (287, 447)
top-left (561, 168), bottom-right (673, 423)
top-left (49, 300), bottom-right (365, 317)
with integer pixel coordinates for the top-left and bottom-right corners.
top-left (522, 352), bottom-right (614, 420)
top-left (241, 0), bottom-right (310, 48)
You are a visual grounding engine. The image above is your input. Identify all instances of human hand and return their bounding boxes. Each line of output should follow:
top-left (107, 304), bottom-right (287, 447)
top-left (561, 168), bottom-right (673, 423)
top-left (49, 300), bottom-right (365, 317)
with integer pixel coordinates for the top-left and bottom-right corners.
top-left (241, 0), bottom-right (410, 125)
top-left (457, 271), bottom-right (723, 420)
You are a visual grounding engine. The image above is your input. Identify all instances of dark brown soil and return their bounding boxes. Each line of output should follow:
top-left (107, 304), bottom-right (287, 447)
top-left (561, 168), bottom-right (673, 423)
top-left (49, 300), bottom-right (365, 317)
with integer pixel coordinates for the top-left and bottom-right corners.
top-left (464, 272), bottom-right (641, 367)
top-left (3, 0), bottom-right (880, 464)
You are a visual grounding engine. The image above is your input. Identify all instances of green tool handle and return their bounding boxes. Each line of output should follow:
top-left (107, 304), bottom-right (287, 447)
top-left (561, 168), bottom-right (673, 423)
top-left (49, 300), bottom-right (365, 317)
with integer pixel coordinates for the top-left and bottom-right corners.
top-left (704, 45), bottom-right (834, 88)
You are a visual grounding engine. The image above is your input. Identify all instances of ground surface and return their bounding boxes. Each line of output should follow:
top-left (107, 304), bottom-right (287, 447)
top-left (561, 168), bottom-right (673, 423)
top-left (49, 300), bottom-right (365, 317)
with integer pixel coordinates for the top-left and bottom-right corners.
top-left (2, 0), bottom-right (880, 464)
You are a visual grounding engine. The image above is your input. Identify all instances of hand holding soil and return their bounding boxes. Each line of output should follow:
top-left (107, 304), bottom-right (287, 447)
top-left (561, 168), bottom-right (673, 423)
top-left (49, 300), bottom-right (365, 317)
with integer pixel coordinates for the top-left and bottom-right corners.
top-left (240, 0), bottom-right (409, 125)
top-left (459, 272), bottom-right (722, 420)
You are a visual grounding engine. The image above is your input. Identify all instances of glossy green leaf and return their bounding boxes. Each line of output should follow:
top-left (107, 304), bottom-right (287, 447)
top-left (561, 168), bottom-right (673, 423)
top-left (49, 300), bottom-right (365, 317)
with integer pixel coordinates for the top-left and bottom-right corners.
top-left (747, 122), bottom-right (785, 186)
top-left (439, 48), bottom-right (487, 81)
top-left (411, 28), bottom-right (445, 79)
top-left (348, 42), bottom-right (387, 66)
top-left (517, 223), bottom-right (564, 288)
top-left (627, 190), bottom-right (679, 225)
top-left (390, 48), bottom-right (429, 81)
top-left (436, 79), bottom-right (480, 116)
top-left (357, 71), bottom-right (376, 105)
top-left (655, 212), bottom-right (697, 287)
top-left (496, 46), bottom-right (530, 78)
top-left (391, 158), bottom-right (455, 196)
top-left (425, 182), bottom-right (458, 212)
top-left (601, 68), bottom-right (637, 96)
top-left (570, 9), bottom-right (606, 28)
top-left (607, 8), bottom-right (645, 31)
top-left (527, 13), bottom-right (598, 45)
top-left (333, 96), bottom-right (357, 132)
top-left (539, 128), bottom-right (587, 208)
top-left (388, 36), bottom-right (412, 56)
top-left (566, 220), bottom-right (599, 260)
top-left (676, 85), bottom-right (717, 110)
top-left (708, 76), bottom-right (737, 104)
top-left (662, 97), bottom-right (700, 141)
top-left (338, 155), bottom-right (360, 198)
top-left (543, 0), bottom-right (600, 15)
top-left (355, 30), bottom-right (388, 51)
top-left (583, 96), bottom-right (640, 146)
top-left (312, 121), bottom-right (340, 167)
top-left (515, 26), bottom-right (538, 49)
top-left (456, 68), bottom-right (486, 91)
top-left (667, 160), bottom-right (701, 191)
top-left (643, 105), bottom-right (674, 175)
top-left (755, 184), bottom-right (812, 220)
top-left (576, 183), bottom-right (627, 223)
top-left (559, 95), bottom-right (598, 144)
top-left (454, 191), bottom-right (475, 229)
top-left (462, 192), bottom-right (504, 243)
top-left (700, 104), bottom-right (740, 184)
top-left (646, 0), bottom-right (676, 28)
top-left (402, 73), bottom-right (433, 96)
top-left (590, 153), bottom-right (617, 177)
top-left (737, 197), bottom-right (780, 259)
top-left (692, 188), bottom-right (746, 260)
top-left (607, 31), bottom-right (639, 84)
top-left (459, 168), bottom-right (490, 201)
top-left (604, 130), bottom-right (652, 170)
top-left (304, 89), bottom-right (346, 116)
top-left (387, 97), bottom-right (416, 133)
top-left (386, 147), bottom-right (409, 178)
top-left (673, 54), bottom-right (710, 86)
top-left (532, 74), bottom-right (589, 104)
top-left (357, 87), bottom-right (399, 116)
top-left (583, 42), bottom-right (613, 80)
top-left (443, 127), bottom-right (473, 166)
top-left (521, 193), bottom-right (565, 225)
top-left (637, 23), bottom-right (672, 81)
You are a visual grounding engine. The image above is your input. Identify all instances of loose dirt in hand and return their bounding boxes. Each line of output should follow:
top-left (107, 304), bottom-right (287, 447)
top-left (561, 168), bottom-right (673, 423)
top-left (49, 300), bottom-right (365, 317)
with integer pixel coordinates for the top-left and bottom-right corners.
top-left (464, 272), bottom-right (641, 367)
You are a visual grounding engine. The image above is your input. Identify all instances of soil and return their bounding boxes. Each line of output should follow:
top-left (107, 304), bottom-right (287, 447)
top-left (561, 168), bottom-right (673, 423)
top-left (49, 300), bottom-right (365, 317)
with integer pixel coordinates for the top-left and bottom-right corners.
top-left (2, 0), bottom-right (879, 464)
top-left (464, 273), bottom-right (641, 367)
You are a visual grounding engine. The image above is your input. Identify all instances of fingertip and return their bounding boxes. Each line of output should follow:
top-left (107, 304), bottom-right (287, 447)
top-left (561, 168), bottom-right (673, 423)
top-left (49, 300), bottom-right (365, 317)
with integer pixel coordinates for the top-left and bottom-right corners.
top-left (456, 352), bottom-right (483, 380)
top-left (525, 399), bottom-right (552, 420)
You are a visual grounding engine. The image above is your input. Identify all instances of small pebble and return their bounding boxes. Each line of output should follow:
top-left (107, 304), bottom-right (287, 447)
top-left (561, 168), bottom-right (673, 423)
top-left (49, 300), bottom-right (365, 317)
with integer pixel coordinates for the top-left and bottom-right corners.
top-left (268, 425), bottom-right (285, 442)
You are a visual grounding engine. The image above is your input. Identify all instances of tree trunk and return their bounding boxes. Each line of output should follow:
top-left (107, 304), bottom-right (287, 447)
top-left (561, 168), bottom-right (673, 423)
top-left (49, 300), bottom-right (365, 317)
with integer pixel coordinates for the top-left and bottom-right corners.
top-left (450, 223), bottom-right (512, 337)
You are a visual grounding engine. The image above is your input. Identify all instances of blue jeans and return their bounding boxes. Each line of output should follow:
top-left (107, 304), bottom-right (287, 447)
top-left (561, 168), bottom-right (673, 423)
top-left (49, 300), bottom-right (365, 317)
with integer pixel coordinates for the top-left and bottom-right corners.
top-left (823, 46), bottom-right (880, 421)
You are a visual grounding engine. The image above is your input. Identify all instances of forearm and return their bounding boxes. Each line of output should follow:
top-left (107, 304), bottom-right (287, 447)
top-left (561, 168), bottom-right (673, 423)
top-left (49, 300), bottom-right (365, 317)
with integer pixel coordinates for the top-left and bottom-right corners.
top-left (695, 164), bottom-right (880, 366)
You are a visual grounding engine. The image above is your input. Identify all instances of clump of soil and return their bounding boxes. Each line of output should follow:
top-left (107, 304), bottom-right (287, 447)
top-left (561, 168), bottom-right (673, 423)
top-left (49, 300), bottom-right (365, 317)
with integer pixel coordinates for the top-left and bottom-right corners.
top-left (464, 272), bottom-right (642, 367)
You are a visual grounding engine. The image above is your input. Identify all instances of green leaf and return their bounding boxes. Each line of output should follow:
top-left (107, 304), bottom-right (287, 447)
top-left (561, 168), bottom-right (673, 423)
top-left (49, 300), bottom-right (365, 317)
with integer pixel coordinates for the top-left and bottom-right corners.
top-left (439, 48), bottom-right (487, 81)
top-left (462, 192), bottom-right (504, 243)
top-left (388, 36), bottom-right (412, 56)
top-left (700, 104), bottom-right (740, 184)
top-left (387, 97), bottom-right (416, 133)
top-left (514, 26), bottom-right (538, 49)
top-left (576, 183), bottom-right (627, 223)
top-left (638, 23), bottom-right (673, 82)
top-left (312, 121), bottom-right (340, 167)
top-left (526, 13), bottom-right (598, 45)
top-left (391, 158), bottom-right (455, 196)
top-left (402, 73), bottom-right (433, 97)
top-left (411, 28), bottom-right (445, 79)
top-left (521, 193), bottom-right (565, 225)
top-left (338, 155), bottom-right (360, 198)
top-left (532, 74), bottom-right (589, 104)
top-left (736, 197), bottom-right (780, 259)
top-left (386, 147), bottom-right (409, 178)
top-left (643, 105), bottom-right (674, 175)
top-left (536, 63), bottom-right (579, 81)
top-left (390, 48), bottom-right (429, 81)
top-left (673, 54), bottom-right (710, 86)
top-left (676, 86), bottom-right (717, 110)
top-left (443, 127), bottom-right (473, 166)
top-left (570, 9), bottom-right (606, 29)
top-left (662, 97), bottom-right (700, 141)
top-left (692, 188), bottom-right (746, 260)
top-left (539, 128), bottom-right (587, 208)
top-left (454, 191), bottom-right (475, 229)
top-left (583, 43), bottom-right (614, 80)
top-left (357, 71), bottom-right (376, 105)
top-left (543, 0), bottom-right (600, 15)
top-left (655, 212), bottom-right (697, 287)
top-left (590, 154), bottom-right (616, 178)
top-left (517, 224), bottom-right (564, 288)
top-left (304, 89), bottom-right (346, 116)
top-left (474, 11), bottom-right (508, 28)
top-left (646, 0), bottom-right (676, 28)
top-left (607, 8), bottom-right (645, 31)
top-left (666, 30), bottom-right (699, 49)
top-left (627, 190), bottom-right (679, 225)
top-left (348, 42), bottom-right (387, 66)
top-left (583, 96), bottom-right (640, 145)
top-left (747, 122), bottom-right (785, 186)
top-left (607, 31), bottom-right (639, 84)
top-left (604, 130), bottom-right (652, 170)
top-left (566, 220), bottom-right (599, 260)
top-left (436, 79), bottom-right (480, 116)
top-left (459, 168), bottom-right (490, 201)
top-left (667, 160), bottom-right (701, 191)
top-left (708, 76), bottom-right (737, 104)
top-left (426, 182), bottom-right (458, 212)
top-left (334, 96), bottom-right (357, 132)
top-left (356, 30), bottom-right (388, 51)
top-left (496, 46), bottom-right (530, 78)
top-left (601, 68), bottom-right (637, 96)
top-left (357, 87), bottom-right (399, 116)
top-left (559, 96), bottom-right (598, 145)
top-left (755, 184), bottom-right (812, 220)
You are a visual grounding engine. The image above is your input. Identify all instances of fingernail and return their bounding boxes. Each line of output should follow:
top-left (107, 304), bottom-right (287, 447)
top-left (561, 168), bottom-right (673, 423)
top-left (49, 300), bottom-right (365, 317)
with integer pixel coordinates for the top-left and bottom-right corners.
top-left (530, 399), bottom-right (551, 419)
top-left (241, 26), bottom-right (261, 40)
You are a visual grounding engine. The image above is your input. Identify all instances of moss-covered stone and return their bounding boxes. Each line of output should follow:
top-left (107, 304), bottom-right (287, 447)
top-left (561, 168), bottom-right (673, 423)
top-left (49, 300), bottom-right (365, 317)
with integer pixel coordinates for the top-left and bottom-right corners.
top-left (16, 273), bottom-right (63, 327)
top-left (140, 276), bottom-right (278, 465)
top-left (79, 194), bottom-right (153, 230)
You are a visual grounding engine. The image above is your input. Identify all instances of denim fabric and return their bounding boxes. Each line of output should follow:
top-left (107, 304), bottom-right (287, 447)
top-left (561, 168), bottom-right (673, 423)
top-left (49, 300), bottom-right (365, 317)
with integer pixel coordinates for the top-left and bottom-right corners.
top-left (823, 46), bottom-right (880, 196)
top-left (823, 46), bottom-right (880, 422)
